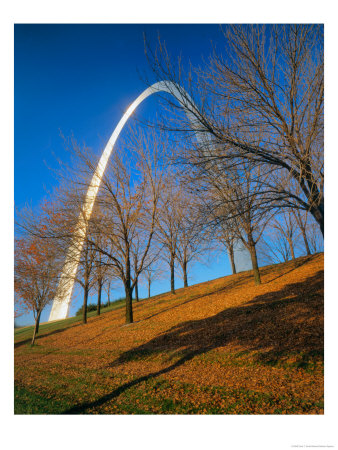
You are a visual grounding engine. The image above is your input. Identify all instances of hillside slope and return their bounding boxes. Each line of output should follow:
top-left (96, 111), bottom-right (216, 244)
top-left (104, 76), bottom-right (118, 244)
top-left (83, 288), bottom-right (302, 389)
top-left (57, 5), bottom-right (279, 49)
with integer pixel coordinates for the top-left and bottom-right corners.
top-left (14, 253), bottom-right (324, 414)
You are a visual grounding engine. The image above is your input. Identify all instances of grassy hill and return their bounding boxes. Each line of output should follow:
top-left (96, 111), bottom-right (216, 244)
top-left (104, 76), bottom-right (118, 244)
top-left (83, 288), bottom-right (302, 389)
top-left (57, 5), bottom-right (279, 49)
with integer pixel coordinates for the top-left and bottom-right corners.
top-left (14, 298), bottom-right (126, 346)
top-left (14, 253), bottom-right (324, 414)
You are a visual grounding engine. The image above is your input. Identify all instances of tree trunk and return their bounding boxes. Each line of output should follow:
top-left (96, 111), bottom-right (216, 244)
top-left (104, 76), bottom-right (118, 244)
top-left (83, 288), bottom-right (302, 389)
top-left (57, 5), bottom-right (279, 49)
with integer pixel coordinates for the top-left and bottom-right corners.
top-left (148, 279), bottom-right (151, 298)
top-left (35, 311), bottom-right (41, 334)
top-left (170, 254), bottom-right (175, 294)
top-left (183, 260), bottom-right (188, 287)
top-left (135, 279), bottom-right (139, 302)
top-left (31, 309), bottom-right (41, 346)
top-left (107, 287), bottom-right (110, 307)
top-left (228, 245), bottom-right (237, 275)
top-left (97, 279), bottom-right (102, 315)
top-left (248, 235), bottom-right (261, 285)
top-left (83, 283), bottom-right (89, 324)
top-left (310, 201), bottom-right (324, 236)
top-left (300, 227), bottom-right (311, 256)
top-left (125, 282), bottom-right (133, 324)
top-left (288, 240), bottom-right (295, 261)
top-left (125, 256), bottom-right (133, 324)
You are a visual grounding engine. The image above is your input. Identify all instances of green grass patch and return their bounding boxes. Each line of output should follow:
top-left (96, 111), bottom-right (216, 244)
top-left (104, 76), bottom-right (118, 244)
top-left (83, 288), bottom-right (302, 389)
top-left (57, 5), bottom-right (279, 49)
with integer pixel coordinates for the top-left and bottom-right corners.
top-left (14, 384), bottom-right (72, 414)
top-left (14, 374), bottom-right (324, 415)
top-left (14, 300), bottom-right (127, 345)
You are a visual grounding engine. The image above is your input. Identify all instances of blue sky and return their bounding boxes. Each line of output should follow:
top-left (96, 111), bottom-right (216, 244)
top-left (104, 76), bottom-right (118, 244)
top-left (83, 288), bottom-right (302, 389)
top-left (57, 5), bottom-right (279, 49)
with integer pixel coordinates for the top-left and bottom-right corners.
top-left (15, 24), bottom-right (235, 326)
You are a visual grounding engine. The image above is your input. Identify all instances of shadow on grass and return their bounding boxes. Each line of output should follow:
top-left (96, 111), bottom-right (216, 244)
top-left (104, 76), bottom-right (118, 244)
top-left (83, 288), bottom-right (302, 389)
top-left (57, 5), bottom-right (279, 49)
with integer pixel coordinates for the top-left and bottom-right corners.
top-left (63, 269), bottom-right (323, 414)
top-left (64, 350), bottom-right (201, 414)
top-left (140, 255), bottom-right (316, 324)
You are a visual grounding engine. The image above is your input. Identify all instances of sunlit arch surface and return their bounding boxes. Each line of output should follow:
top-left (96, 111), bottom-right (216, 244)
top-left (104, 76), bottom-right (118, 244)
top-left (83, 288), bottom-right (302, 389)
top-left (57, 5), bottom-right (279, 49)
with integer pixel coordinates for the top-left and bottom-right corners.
top-left (49, 81), bottom-right (251, 321)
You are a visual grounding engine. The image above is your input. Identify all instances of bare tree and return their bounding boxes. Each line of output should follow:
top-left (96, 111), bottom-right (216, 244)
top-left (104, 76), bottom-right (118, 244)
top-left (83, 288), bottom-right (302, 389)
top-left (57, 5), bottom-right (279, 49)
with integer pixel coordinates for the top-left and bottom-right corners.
top-left (94, 251), bottom-right (104, 315)
top-left (137, 237), bottom-right (164, 298)
top-left (69, 221), bottom-right (97, 324)
top-left (90, 221), bottom-right (111, 315)
top-left (216, 217), bottom-right (238, 275)
top-left (155, 175), bottom-right (184, 294)
top-left (143, 261), bottom-right (165, 298)
top-left (307, 221), bottom-right (324, 255)
top-left (293, 209), bottom-right (311, 256)
top-left (175, 194), bottom-right (210, 287)
top-left (260, 210), bottom-right (300, 263)
top-left (201, 160), bottom-right (273, 284)
top-left (41, 189), bottom-right (98, 324)
top-left (271, 211), bottom-right (299, 261)
top-left (145, 24), bottom-right (324, 235)
top-left (75, 128), bottom-right (164, 324)
top-left (130, 232), bottom-right (162, 302)
top-left (131, 234), bottom-right (147, 303)
top-left (103, 269), bottom-right (117, 307)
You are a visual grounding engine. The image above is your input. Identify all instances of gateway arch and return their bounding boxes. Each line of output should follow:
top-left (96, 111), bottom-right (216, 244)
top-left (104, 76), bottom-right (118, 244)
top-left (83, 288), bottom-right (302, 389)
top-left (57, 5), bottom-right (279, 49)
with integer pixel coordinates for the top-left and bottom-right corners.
top-left (49, 81), bottom-right (251, 322)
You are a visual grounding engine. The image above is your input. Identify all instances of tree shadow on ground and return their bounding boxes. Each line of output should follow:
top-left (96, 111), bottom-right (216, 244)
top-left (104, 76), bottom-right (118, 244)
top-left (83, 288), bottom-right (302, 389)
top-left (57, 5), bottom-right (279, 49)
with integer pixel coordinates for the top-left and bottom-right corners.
top-left (139, 254), bottom-right (316, 325)
top-left (15, 256), bottom-right (314, 350)
top-left (63, 269), bottom-right (323, 414)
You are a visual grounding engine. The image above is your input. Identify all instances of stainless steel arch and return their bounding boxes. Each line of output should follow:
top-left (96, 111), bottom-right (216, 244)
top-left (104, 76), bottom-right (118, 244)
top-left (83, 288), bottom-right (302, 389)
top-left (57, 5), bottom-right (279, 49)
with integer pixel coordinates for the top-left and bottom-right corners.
top-left (49, 81), bottom-right (251, 321)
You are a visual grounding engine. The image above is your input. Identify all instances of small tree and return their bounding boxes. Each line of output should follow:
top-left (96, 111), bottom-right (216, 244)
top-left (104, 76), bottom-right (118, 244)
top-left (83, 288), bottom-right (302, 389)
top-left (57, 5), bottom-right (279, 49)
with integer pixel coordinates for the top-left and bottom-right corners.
top-left (293, 209), bottom-right (311, 256)
top-left (260, 212), bottom-right (299, 264)
top-left (270, 211), bottom-right (299, 262)
top-left (80, 128), bottom-right (163, 324)
top-left (15, 233), bottom-right (62, 346)
top-left (208, 209), bottom-right (238, 275)
top-left (306, 221), bottom-right (324, 255)
top-left (155, 176), bottom-right (183, 294)
top-left (143, 260), bottom-right (165, 298)
top-left (201, 160), bottom-right (272, 284)
top-left (175, 194), bottom-right (209, 287)
top-left (103, 268), bottom-right (117, 307)
top-left (75, 238), bottom-right (97, 324)
top-left (90, 222), bottom-right (110, 315)
top-left (218, 221), bottom-right (237, 275)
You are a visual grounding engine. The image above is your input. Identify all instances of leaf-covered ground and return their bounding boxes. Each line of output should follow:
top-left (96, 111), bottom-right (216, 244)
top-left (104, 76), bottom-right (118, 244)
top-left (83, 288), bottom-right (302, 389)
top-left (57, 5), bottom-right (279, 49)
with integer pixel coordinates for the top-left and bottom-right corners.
top-left (14, 253), bottom-right (324, 414)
